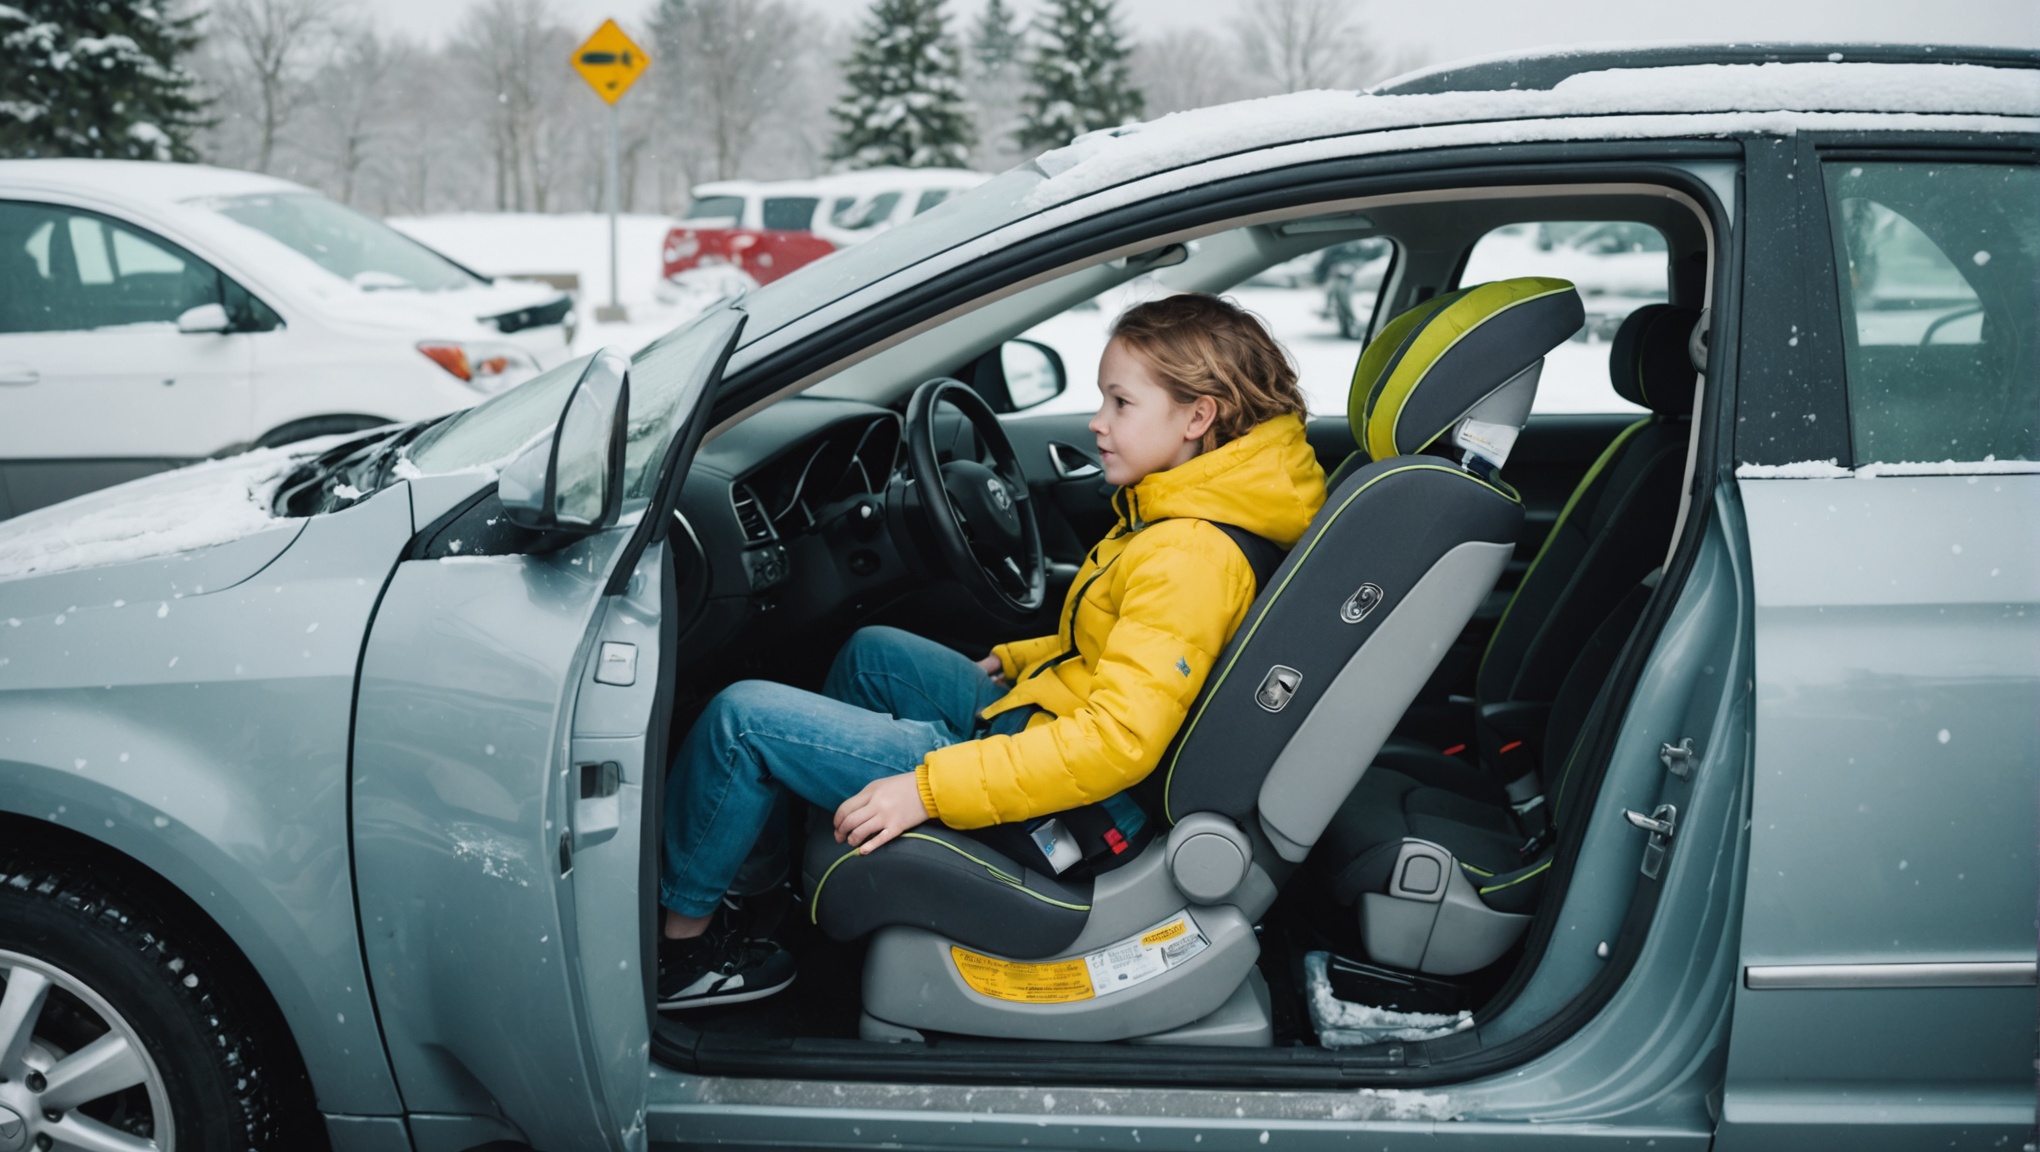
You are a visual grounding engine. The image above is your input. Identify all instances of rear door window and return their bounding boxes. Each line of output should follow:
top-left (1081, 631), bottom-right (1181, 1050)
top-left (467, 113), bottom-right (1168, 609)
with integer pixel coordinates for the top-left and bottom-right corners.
top-left (1459, 221), bottom-right (1670, 414)
top-left (914, 189), bottom-right (951, 215)
top-left (761, 196), bottom-right (820, 232)
top-left (1822, 161), bottom-right (2037, 463)
top-left (1, 201), bottom-right (225, 332)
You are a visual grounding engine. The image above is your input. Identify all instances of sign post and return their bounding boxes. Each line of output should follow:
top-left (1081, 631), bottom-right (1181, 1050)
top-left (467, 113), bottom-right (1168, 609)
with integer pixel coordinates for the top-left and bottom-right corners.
top-left (571, 19), bottom-right (650, 324)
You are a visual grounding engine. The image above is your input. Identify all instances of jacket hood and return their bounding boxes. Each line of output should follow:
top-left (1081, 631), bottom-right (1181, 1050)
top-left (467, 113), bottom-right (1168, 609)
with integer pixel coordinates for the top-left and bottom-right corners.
top-left (1119, 413), bottom-right (1324, 549)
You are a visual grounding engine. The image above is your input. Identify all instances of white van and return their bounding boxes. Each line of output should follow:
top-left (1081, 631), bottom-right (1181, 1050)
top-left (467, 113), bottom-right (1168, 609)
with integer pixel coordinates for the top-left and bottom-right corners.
top-left (0, 160), bottom-right (574, 518)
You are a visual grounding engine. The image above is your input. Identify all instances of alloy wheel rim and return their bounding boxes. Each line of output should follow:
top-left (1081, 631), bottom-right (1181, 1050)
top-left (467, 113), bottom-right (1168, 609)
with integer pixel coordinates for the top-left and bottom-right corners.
top-left (0, 949), bottom-right (174, 1152)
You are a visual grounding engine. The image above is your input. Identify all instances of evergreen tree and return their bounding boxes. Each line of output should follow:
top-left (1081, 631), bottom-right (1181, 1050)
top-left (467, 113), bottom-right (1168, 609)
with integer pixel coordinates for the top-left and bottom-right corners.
top-left (1016, 0), bottom-right (1143, 153)
top-left (968, 0), bottom-right (1022, 75)
top-left (0, 0), bottom-right (205, 160)
top-left (828, 0), bottom-right (974, 171)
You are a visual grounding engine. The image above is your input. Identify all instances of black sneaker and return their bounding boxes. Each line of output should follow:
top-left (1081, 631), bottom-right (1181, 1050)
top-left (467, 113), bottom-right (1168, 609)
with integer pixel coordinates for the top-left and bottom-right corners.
top-left (657, 924), bottom-right (796, 1011)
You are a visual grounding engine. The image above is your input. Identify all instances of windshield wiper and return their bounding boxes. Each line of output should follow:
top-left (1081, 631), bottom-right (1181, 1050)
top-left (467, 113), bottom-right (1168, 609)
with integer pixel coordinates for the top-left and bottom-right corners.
top-left (272, 419), bottom-right (440, 517)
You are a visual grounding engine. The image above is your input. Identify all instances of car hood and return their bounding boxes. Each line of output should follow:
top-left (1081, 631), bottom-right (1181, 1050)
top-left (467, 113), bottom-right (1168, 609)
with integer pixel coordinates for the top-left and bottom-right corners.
top-left (302, 277), bottom-right (565, 337)
top-left (0, 449), bottom-right (312, 618)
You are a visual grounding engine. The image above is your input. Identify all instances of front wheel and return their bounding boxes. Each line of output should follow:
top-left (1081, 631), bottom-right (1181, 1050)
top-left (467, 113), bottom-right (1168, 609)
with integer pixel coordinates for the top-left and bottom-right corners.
top-left (0, 858), bottom-right (310, 1151)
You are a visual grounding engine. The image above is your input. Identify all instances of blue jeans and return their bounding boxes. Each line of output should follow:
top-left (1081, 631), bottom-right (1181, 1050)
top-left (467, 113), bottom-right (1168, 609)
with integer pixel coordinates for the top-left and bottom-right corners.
top-left (659, 626), bottom-right (1017, 917)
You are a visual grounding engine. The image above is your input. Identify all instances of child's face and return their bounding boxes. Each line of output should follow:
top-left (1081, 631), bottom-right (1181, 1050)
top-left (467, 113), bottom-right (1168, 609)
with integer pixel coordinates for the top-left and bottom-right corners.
top-left (1089, 338), bottom-right (1217, 487)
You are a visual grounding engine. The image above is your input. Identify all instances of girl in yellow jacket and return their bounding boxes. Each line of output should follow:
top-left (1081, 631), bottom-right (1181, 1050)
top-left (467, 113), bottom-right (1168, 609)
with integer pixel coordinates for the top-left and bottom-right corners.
top-left (656, 294), bottom-right (1327, 1009)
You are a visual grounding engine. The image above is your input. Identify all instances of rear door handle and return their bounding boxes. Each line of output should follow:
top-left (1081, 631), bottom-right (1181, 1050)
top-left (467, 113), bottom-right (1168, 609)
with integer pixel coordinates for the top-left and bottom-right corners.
top-left (0, 367), bottom-right (39, 386)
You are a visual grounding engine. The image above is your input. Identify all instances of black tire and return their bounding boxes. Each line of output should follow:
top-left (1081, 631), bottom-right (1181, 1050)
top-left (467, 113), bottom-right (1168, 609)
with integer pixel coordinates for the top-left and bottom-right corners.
top-left (0, 858), bottom-right (317, 1151)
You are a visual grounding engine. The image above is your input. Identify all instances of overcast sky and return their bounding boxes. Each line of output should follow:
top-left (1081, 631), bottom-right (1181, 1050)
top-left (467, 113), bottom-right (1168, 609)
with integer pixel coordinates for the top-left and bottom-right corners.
top-left (363, 0), bottom-right (2039, 66)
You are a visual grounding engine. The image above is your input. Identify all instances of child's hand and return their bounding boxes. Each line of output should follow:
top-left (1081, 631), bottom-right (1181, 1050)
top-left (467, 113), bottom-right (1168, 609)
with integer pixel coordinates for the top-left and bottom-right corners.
top-left (834, 772), bottom-right (932, 854)
top-left (975, 653), bottom-right (1008, 685)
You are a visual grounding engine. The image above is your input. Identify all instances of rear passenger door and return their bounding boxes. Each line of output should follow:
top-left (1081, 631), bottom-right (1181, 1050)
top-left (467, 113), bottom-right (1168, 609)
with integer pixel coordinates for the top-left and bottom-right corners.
top-left (1720, 137), bottom-right (2038, 1151)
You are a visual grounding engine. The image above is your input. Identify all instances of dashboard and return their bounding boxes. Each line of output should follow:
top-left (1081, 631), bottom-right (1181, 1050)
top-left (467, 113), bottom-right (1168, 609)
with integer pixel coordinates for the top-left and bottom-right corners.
top-left (676, 398), bottom-right (912, 653)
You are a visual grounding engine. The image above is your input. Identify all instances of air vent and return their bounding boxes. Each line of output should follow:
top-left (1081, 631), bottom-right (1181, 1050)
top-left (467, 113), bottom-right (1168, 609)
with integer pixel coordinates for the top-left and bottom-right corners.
top-left (730, 484), bottom-right (773, 543)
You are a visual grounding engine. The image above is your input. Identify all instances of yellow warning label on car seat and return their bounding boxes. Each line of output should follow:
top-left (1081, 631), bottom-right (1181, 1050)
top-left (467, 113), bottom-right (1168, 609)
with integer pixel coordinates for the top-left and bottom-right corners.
top-left (951, 948), bottom-right (1096, 1003)
top-left (1141, 920), bottom-right (1188, 947)
top-left (950, 912), bottom-right (1210, 1005)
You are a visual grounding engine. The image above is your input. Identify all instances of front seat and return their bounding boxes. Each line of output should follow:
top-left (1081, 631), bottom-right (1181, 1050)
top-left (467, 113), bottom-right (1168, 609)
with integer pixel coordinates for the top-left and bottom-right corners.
top-left (802, 277), bottom-right (1585, 1045)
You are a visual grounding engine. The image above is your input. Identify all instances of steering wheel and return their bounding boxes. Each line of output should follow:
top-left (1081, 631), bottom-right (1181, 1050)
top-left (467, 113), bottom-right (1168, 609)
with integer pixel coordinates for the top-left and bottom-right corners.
top-left (902, 378), bottom-right (1046, 620)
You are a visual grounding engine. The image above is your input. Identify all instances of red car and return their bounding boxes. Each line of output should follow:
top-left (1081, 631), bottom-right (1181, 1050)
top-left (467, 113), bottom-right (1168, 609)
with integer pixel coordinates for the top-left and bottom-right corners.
top-left (661, 180), bottom-right (843, 285)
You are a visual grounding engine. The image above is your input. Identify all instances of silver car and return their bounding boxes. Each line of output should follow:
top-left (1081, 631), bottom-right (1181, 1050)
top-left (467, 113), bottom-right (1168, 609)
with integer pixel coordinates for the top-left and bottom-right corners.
top-left (0, 43), bottom-right (2032, 1152)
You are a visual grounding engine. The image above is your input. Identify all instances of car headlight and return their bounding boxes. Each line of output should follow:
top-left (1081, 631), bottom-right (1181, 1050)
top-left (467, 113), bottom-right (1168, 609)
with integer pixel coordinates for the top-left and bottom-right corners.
top-left (418, 341), bottom-right (541, 395)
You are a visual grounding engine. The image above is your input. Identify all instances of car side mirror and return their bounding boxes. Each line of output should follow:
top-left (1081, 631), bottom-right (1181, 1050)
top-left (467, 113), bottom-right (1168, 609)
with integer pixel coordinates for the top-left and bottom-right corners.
top-left (999, 339), bottom-right (1066, 410)
top-left (499, 348), bottom-right (630, 534)
top-left (176, 303), bottom-right (232, 334)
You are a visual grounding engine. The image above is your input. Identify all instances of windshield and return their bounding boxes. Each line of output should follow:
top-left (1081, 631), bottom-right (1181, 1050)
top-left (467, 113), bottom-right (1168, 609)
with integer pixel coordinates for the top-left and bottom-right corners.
top-left (404, 307), bottom-right (742, 509)
top-left (205, 192), bottom-right (483, 292)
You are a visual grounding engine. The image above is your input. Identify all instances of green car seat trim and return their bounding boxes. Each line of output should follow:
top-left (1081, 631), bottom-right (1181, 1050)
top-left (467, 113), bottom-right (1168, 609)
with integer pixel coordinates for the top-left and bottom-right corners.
top-left (1370, 278), bottom-right (1581, 462)
top-left (1348, 290), bottom-right (1465, 447)
top-left (1477, 416), bottom-right (1652, 683)
top-left (1478, 857), bottom-right (1551, 897)
top-left (1161, 462), bottom-right (1521, 822)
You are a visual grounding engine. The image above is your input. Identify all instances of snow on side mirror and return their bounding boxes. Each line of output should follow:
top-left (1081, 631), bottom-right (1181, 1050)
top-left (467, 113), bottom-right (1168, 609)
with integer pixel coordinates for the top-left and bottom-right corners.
top-left (176, 303), bottom-right (232, 334)
top-left (499, 348), bottom-right (631, 535)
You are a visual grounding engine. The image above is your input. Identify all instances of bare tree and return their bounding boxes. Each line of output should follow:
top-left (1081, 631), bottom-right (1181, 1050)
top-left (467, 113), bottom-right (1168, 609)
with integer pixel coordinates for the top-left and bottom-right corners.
top-left (459, 0), bottom-right (579, 211)
top-left (650, 0), bottom-right (812, 184)
top-left (1230, 0), bottom-right (1375, 94)
top-left (1134, 28), bottom-right (1255, 117)
top-left (212, 0), bottom-right (329, 172)
top-left (309, 26), bottom-right (400, 204)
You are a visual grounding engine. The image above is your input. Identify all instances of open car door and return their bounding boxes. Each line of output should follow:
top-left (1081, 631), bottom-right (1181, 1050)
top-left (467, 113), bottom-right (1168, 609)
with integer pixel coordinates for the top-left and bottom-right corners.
top-left (351, 307), bottom-right (743, 1151)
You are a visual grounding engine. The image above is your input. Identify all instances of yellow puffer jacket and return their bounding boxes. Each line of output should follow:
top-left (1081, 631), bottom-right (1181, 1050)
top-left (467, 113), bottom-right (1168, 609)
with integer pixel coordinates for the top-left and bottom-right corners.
top-left (916, 413), bottom-right (1326, 829)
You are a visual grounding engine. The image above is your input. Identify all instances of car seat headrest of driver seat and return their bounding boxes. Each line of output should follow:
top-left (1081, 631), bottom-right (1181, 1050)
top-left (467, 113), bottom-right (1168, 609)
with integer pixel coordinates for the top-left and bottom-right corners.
top-left (1609, 303), bottom-right (1705, 417)
top-left (1348, 276), bottom-right (1585, 467)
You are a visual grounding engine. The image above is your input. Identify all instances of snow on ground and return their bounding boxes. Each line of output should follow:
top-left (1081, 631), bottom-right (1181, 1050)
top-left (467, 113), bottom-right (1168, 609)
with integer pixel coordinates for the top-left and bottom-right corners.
top-left (0, 448), bottom-right (299, 580)
top-left (389, 212), bottom-right (708, 357)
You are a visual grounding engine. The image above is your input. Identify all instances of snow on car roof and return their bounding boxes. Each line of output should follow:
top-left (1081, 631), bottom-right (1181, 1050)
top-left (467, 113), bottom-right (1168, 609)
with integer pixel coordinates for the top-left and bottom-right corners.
top-left (0, 159), bottom-right (306, 205)
top-left (1025, 56), bottom-right (2040, 209)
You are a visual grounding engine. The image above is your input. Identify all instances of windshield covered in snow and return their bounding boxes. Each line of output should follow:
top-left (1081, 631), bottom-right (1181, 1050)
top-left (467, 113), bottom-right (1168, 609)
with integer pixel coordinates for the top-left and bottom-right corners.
top-left (743, 166), bottom-right (1044, 338)
top-left (204, 193), bottom-right (485, 292)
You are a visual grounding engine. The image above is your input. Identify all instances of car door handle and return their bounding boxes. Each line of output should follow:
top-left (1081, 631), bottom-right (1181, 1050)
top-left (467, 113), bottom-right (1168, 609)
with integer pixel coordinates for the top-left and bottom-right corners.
top-left (1048, 440), bottom-right (1101, 480)
top-left (573, 760), bottom-right (623, 850)
top-left (0, 367), bottom-right (39, 386)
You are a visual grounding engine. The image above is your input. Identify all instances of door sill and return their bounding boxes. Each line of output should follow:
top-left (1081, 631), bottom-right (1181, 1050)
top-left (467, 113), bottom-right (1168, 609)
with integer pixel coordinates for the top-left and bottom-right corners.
top-left (654, 1018), bottom-right (1421, 1089)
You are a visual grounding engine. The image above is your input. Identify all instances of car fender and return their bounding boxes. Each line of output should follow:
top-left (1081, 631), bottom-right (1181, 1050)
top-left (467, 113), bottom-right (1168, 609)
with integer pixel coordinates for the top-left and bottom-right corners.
top-left (0, 484), bottom-right (423, 1116)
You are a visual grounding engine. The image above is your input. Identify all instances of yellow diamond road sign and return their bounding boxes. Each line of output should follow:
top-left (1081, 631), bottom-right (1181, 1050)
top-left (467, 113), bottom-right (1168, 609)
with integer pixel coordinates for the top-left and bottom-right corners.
top-left (572, 20), bottom-right (649, 105)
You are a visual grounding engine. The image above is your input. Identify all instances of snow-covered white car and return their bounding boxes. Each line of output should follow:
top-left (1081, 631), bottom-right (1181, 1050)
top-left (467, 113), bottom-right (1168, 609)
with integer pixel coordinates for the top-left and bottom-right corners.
top-left (0, 161), bottom-right (574, 519)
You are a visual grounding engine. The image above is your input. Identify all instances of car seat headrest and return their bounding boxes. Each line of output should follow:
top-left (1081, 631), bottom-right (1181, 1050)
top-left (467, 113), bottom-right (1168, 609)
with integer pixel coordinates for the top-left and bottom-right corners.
top-left (1348, 277), bottom-right (1585, 467)
top-left (1609, 304), bottom-right (1705, 416)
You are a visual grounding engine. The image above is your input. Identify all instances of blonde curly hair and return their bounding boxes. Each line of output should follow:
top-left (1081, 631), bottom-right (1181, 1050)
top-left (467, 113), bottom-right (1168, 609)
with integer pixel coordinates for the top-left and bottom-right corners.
top-left (1109, 293), bottom-right (1309, 453)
